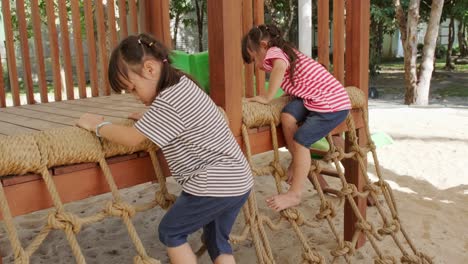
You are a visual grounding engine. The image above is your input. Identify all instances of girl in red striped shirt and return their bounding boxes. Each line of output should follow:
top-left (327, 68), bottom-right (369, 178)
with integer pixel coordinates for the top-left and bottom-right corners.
top-left (242, 24), bottom-right (351, 211)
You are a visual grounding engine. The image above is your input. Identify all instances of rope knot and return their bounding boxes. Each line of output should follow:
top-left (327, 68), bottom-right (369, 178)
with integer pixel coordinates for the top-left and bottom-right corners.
top-left (327, 150), bottom-right (340, 160)
top-left (105, 201), bottom-right (136, 218)
top-left (155, 191), bottom-right (176, 210)
top-left (356, 220), bottom-right (374, 233)
top-left (133, 255), bottom-right (161, 264)
top-left (331, 241), bottom-right (354, 257)
top-left (316, 201), bottom-right (336, 220)
top-left (280, 208), bottom-right (304, 225)
top-left (270, 161), bottom-right (286, 179)
top-left (340, 184), bottom-right (357, 197)
top-left (47, 211), bottom-right (82, 234)
top-left (378, 220), bottom-right (401, 236)
top-left (337, 148), bottom-right (346, 161)
top-left (364, 183), bottom-right (381, 195)
top-left (301, 248), bottom-right (325, 263)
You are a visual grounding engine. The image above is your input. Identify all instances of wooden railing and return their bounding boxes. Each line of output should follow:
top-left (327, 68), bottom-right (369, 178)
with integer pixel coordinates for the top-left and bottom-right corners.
top-left (0, 0), bottom-right (142, 108)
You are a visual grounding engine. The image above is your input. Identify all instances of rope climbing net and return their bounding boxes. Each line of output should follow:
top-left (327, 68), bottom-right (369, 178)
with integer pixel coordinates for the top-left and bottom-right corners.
top-left (0, 120), bottom-right (176, 264)
top-left (236, 87), bottom-right (433, 264)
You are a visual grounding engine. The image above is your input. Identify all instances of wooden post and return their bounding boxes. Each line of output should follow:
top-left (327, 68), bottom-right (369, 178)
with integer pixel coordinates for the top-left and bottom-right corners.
top-left (332, 0), bottom-right (345, 83)
top-left (207, 0), bottom-right (244, 137)
top-left (253, 0), bottom-right (266, 96)
top-left (317, 0), bottom-right (330, 68)
top-left (143, 0), bottom-right (172, 49)
top-left (344, 0), bottom-right (370, 248)
top-left (242, 0), bottom-right (255, 98)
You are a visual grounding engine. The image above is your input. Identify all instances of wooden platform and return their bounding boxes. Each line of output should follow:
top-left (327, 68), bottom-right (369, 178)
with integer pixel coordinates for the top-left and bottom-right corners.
top-left (0, 95), bottom-right (165, 218)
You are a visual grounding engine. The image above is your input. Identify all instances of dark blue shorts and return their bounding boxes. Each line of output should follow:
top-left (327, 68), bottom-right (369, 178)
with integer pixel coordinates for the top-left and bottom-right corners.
top-left (158, 190), bottom-right (250, 261)
top-left (282, 98), bottom-right (349, 148)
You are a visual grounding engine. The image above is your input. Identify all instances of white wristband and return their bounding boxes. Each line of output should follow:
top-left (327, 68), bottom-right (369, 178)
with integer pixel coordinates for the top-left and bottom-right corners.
top-left (95, 121), bottom-right (112, 138)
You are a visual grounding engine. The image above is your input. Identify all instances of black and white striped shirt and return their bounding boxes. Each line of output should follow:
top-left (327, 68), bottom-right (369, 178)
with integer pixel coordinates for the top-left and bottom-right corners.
top-left (135, 76), bottom-right (253, 197)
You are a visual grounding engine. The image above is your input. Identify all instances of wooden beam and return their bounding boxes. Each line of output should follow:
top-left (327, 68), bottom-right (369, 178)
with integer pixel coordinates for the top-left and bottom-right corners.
top-left (143, 0), bottom-right (172, 49)
top-left (0, 155), bottom-right (157, 218)
top-left (207, 0), bottom-right (244, 136)
top-left (344, 0), bottom-right (370, 248)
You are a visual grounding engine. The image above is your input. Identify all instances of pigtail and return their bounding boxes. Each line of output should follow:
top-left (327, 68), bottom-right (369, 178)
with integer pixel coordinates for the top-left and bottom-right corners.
top-left (242, 24), bottom-right (298, 85)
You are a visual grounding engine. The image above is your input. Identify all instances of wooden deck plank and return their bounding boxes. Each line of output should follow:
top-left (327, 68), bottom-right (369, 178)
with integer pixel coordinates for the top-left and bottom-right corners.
top-left (0, 96), bottom-right (147, 137)
top-left (19, 103), bottom-right (123, 120)
top-left (58, 98), bottom-right (146, 113)
top-left (85, 96), bottom-right (147, 108)
top-left (0, 122), bottom-right (38, 136)
top-left (42, 101), bottom-right (140, 118)
top-left (0, 107), bottom-right (76, 126)
top-left (0, 111), bottom-right (69, 131)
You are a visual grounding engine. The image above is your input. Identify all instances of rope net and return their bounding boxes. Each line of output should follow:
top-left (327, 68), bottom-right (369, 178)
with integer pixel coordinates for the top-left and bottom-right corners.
top-left (0, 120), bottom-right (175, 264)
top-left (235, 87), bottom-right (433, 264)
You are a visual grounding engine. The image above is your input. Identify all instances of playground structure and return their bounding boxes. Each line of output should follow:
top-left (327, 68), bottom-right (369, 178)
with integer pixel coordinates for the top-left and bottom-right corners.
top-left (0, 0), bottom-right (432, 263)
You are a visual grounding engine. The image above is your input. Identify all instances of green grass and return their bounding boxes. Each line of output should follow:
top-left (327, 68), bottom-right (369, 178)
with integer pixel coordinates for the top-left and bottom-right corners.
top-left (432, 85), bottom-right (468, 98)
top-left (380, 58), bottom-right (468, 73)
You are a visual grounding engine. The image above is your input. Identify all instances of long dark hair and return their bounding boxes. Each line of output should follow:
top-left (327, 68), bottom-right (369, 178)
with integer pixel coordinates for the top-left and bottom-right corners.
top-left (108, 33), bottom-right (191, 95)
top-left (241, 24), bottom-right (298, 83)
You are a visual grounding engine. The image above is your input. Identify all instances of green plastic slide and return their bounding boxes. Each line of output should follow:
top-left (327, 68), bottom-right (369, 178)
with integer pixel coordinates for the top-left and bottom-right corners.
top-left (169, 50), bottom-right (210, 93)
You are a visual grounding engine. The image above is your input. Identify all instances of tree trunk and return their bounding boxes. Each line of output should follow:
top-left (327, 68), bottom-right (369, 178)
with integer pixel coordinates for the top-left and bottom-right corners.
top-left (445, 16), bottom-right (455, 70)
top-left (459, 20), bottom-right (468, 57)
top-left (415, 0), bottom-right (444, 105)
top-left (173, 14), bottom-right (180, 48)
top-left (195, 0), bottom-right (204, 52)
top-left (283, 0), bottom-right (295, 39)
top-left (403, 0), bottom-right (420, 105)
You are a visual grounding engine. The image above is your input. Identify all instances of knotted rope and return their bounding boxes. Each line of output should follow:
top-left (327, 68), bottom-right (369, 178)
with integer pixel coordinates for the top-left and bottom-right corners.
top-left (238, 86), bottom-right (432, 263)
top-left (0, 121), bottom-right (177, 263)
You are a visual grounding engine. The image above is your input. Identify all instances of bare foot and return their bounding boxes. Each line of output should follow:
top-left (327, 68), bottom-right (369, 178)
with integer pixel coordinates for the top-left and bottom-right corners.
top-left (266, 191), bottom-right (301, 212)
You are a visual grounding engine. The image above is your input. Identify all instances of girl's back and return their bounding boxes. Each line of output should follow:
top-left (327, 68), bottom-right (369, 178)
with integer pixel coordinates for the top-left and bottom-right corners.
top-left (135, 76), bottom-right (254, 197)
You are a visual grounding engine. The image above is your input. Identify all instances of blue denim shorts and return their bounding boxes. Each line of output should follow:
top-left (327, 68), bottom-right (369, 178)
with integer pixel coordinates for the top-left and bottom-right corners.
top-left (158, 190), bottom-right (250, 261)
top-left (282, 98), bottom-right (349, 148)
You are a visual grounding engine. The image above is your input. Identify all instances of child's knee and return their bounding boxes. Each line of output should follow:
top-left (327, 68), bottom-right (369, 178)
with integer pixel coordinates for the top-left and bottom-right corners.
top-left (281, 112), bottom-right (297, 125)
top-left (158, 219), bottom-right (186, 247)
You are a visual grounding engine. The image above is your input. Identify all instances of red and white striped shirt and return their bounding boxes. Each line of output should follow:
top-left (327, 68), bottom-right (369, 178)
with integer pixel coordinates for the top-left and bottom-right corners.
top-left (263, 47), bottom-right (351, 112)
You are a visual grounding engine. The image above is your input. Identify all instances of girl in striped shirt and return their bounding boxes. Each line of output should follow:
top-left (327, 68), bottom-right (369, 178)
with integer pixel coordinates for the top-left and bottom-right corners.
top-left (77, 33), bottom-right (253, 264)
top-left (242, 24), bottom-right (351, 212)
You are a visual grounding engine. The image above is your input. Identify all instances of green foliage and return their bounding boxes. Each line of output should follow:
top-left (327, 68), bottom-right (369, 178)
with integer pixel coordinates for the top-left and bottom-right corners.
top-left (264, 0), bottom-right (298, 42)
top-left (10, 1), bottom-right (87, 41)
top-left (369, 0), bottom-right (397, 78)
top-left (169, 0), bottom-right (194, 27)
top-left (435, 44), bottom-right (447, 59)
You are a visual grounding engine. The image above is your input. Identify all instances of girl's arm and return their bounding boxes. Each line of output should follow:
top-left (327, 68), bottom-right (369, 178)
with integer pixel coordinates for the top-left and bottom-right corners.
top-left (247, 59), bottom-right (288, 104)
top-left (76, 113), bottom-right (146, 147)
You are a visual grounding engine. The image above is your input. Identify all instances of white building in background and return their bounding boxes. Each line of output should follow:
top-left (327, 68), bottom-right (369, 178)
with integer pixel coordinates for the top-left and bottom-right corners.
top-left (382, 20), bottom-right (461, 59)
top-left (298, 0), bottom-right (312, 57)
